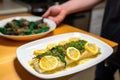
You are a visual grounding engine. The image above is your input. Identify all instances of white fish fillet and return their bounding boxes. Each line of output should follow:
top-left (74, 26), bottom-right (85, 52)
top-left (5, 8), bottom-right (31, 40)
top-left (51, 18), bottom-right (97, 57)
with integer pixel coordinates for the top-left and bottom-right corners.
top-left (32, 50), bottom-right (97, 73)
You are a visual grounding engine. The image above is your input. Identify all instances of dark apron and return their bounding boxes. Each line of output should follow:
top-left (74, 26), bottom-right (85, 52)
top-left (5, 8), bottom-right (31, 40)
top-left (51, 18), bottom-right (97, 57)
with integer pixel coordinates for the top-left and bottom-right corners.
top-left (101, 0), bottom-right (120, 67)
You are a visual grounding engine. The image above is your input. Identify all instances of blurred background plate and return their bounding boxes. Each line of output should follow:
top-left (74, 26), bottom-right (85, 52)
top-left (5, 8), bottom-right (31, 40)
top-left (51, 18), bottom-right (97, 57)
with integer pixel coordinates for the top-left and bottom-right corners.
top-left (0, 16), bottom-right (56, 41)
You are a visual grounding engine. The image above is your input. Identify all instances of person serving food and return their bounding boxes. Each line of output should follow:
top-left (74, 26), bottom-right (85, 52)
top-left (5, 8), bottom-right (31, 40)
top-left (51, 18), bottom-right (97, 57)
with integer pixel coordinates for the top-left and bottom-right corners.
top-left (42, 0), bottom-right (120, 80)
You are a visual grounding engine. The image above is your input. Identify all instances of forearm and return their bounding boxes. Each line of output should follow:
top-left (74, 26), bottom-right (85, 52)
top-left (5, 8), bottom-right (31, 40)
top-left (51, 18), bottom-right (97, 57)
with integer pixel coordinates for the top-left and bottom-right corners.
top-left (60, 0), bottom-right (103, 15)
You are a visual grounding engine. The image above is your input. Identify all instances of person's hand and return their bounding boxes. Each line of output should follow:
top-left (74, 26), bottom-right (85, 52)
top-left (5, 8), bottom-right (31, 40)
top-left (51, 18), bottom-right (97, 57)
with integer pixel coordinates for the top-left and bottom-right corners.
top-left (42, 5), bottom-right (67, 24)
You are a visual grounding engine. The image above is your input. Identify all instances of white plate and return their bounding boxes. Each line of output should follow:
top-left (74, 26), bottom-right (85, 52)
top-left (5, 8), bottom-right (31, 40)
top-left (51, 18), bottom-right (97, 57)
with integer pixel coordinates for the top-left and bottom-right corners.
top-left (16, 32), bottom-right (113, 79)
top-left (0, 16), bottom-right (56, 41)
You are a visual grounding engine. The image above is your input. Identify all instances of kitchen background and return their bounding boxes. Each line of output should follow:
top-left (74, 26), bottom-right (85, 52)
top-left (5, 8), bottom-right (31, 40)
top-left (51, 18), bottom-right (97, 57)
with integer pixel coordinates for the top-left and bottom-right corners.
top-left (0, 0), bottom-right (102, 35)
top-left (0, 0), bottom-right (119, 80)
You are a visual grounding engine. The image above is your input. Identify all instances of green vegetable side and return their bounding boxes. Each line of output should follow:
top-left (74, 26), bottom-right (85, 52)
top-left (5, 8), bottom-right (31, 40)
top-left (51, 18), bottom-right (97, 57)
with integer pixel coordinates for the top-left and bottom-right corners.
top-left (0, 18), bottom-right (50, 35)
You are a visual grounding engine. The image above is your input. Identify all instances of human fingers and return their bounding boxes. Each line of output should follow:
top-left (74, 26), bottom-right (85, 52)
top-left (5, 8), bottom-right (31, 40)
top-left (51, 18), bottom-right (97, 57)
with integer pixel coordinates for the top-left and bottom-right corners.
top-left (42, 5), bottom-right (66, 24)
top-left (42, 8), bottom-right (51, 18)
top-left (48, 11), bottom-right (66, 25)
top-left (48, 16), bottom-right (59, 24)
top-left (55, 9), bottom-right (67, 24)
top-left (42, 5), bottom-right (61, 18)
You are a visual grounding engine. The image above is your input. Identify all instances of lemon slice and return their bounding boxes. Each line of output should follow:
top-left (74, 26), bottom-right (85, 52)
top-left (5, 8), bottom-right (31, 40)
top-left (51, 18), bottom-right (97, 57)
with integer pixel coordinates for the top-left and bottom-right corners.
top-left (69, 37), bottom-right (80, 41)
top-left (47, 43), bottom-right (57, 50)
top-left (34, 49), bottom-right (47, 55)
top-left (85, 43), bottom-right (99, 55)
top-left (66, 47), bottom-right (80, 61)
top-left (39, 56), bottom-right (58, 71)
top-left (58, 40), bottom-right (69, 45)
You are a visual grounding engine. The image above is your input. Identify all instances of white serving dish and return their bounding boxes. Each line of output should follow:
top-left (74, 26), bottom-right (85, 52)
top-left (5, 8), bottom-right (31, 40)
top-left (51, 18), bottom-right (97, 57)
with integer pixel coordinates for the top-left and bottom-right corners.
top-left (16, 32), bottom-right (113, 79)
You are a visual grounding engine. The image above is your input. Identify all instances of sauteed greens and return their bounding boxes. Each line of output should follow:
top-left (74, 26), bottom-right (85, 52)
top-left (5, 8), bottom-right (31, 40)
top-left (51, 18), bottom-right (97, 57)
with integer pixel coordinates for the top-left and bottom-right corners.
top-left (0, 18), bottom-right (50, 35)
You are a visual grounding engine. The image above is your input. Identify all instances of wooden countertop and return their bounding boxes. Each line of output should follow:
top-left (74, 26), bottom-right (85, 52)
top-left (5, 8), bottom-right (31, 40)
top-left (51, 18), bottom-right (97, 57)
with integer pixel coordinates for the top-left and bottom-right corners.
top-left (0, 13), bottom-right (118, 80)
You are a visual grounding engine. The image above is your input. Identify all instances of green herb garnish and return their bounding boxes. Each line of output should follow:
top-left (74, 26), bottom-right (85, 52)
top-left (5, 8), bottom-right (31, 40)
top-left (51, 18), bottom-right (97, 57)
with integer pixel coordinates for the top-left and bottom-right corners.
top-left (34, 40), bottom-right (87, 66)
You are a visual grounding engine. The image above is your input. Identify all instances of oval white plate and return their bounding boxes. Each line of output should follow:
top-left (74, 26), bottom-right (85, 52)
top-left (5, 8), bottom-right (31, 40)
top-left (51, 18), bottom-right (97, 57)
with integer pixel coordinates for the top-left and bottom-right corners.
top-left (16, 32), bottom-right (113, 79)
top-left (0, 16), bottom-right (56, 41)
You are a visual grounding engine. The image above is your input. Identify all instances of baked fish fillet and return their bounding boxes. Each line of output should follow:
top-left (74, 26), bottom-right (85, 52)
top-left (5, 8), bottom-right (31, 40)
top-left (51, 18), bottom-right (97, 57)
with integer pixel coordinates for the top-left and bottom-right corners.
top-left (32, 50), bottom-right (97, 73)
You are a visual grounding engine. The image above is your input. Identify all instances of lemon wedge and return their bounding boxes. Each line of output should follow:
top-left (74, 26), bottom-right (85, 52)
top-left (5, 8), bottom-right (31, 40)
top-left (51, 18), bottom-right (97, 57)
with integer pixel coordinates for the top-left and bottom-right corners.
top-left (47, 43), bottom-right (57, 50)
top-left (34, 49), bottom-right (47, 55)
top-left (69, 37), bottom-right (80, 41)
top-left (66, 47), bottom-right (80, 61)
top-left (85, 43), bottom-right (99, 55)
top-left (58, 40), bottom-right (69, 45)
top-left (39, 56), bottom-right (58, 71)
